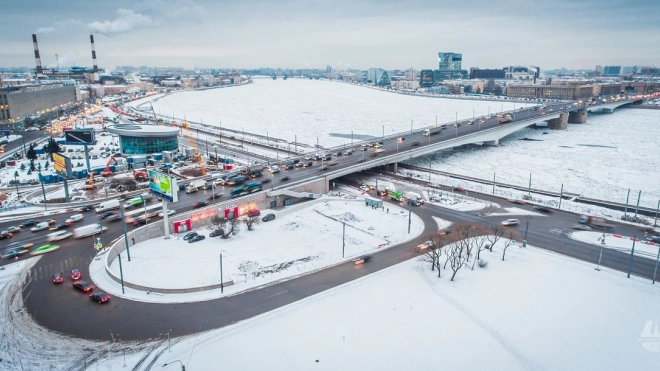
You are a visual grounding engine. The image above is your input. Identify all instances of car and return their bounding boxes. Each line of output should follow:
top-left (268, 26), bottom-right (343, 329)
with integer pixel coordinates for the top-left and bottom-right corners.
top-left (20, 220), bottom-right (40, 228)
top-left (73, 281), bottom-right (95, 293)
top-left (89, 291), bottom-right (111, 304)
top-left (411, 141), bottom-right (420, 146)
top-left (70, 269), bottom-right (82, 280)
top-left (31, 244), bottom-right (60, 256)
top-left (67, 149), bottom-right (74, 152)
top-left (183, 231), bottom-right (198, 241)
top-left (303, 161), bottom-right (313, 167)
top-left (133, 217), bottom-right (150, 226)
top-left (76, 205), bottom-right (95, 212)
top-left (260, 178), bottom-right (271, 184)
top-left (193, 201), bottom-right (208, 209)
top-left (247, 209), bottom-right (261, 217)
top-left (262, 213), bottom-right (276, 222)
top-left (0, 231), bottom-right (12, 240)
top-left (52, 273), bottom-right (65, 284)
top-left (31, 222), bottom-right (50, 232)
top-left (207, 193), bottom-right (224, 200)
top-left (648, 236), bottom-right (660, 244)
top-left (5, 226), bottom-right (21, 234)
top-left (359, 185), bottom-right (369, 191)
top-left (65, 214), bottom-right (84, 224)
top-left (6, 241), bottom-right (34, 250)
top-left (452, 187), bottom-right (466, 193)
top-left (49, 222), bottom-right (69, 231)
top-left (361, 147), bottom-right (368, 151)
top-left (295, 162), bottom-right (304, 168)
top-left (47, 230), bottom-right (73, 242)
top-left (281, 176), bottom-right (290, 182)
top-left (501, 219), bottom-right (520, 226)
top-left (158, 209), bottom-right (176, 218)
top-left (534, 206), bottom-right (552, 213)
top-left (1, 247), bottom-right (29, 259)
top-left (209, 229), bottom-right (223, 237)
top-left (334, 151), bottom-right (343, 156)
top-left (189, 234), bottom-right (206, 243)
top-left (408, 199), bottom-right (421, 207)
top-left (283, 164), bottom-right (294, 170)
top-left (353, 255), bottom-right (372, 265)
top-left (319, 166), bottom-right (329, 171)
top-left (106, 213), bottom-right (122, 222)
top-left (508, 199), bottom-right (526, 205)
top-left (417, 240), bottom-right (433, 250)
top-left (572, 224), bottom-right (592, 231)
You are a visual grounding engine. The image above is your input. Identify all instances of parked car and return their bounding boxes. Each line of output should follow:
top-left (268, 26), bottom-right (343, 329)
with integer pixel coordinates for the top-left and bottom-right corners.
top-left (262, 213), bottom-right (276, 222)
top-left (183, 231), bottom-right (198, 241)
top-left (89, 292), bottom-right (111, 304)
top-left (247, 209), bottom-right (261, 217)
top-left (209, 230), bottom-right (223, 237)
top-left (501, 219), bottom-right (520, 226)
top-left (189, 234), bottom-right (206, 243)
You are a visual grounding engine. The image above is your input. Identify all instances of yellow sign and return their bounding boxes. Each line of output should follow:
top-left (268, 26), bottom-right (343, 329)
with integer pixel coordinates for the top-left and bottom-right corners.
top-left (52, 153), bottom-right (67, 174)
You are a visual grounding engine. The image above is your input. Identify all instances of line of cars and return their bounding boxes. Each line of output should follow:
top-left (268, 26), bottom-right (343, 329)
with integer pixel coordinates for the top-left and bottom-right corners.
top-left (52, 269), bottom-right (111, 304)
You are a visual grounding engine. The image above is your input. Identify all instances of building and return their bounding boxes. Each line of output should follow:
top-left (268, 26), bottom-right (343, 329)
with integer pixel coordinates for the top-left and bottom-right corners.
top-left (0, 83), bottom-right (80, 120)
top-left (433, 69), bottom-right (467, 82)
top-left (419, 70), bottom-right (434, 87)
top-left (367, 68), bottom-right (391, 86)
top-left (438, 52), bottom-right (462, 70)
top-left (107, 123), bottom-right (179, 155)
top-left (469, 68), bottom-right (505, 79)
top-left (594, 65), bottom-right (603, 76)
top-left (506, 84), bottom-right (594, 100)
top-left (603, 66), bottom-right (622, 76)
top-left (391, 80), bottom-right (420, 89)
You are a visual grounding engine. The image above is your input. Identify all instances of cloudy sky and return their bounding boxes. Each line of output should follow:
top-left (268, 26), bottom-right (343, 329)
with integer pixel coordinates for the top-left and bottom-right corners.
top-left (2, 0), bottom-right (659, 70)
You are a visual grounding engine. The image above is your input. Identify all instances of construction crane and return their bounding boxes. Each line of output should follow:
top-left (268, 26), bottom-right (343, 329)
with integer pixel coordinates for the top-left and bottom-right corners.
top-left (149, 102), bottom-right (163, 125)
top-left (181, 121), bottom-right (207, 176)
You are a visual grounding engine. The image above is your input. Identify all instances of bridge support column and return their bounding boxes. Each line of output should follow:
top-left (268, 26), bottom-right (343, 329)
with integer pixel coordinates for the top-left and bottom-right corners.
top-left (547, 112), bottom-right (569, 130)
top-left (568, 108), bottom-right (587, 124)
top-left (603, 108), bottom-right (614, 114)
top-left (483, 139), bottom-right (499, 146)
top-left (392, 162), bottom-right (398, 174)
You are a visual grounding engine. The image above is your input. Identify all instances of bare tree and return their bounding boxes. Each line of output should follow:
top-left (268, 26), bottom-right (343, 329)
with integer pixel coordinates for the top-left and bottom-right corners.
top-left (226, 217), bottom-right (241, 238)
top-left (243, 215), bottom-right (260, 231)
top-left (446, 241), bottom-right (468, 281)
top-left (485, 224), bottom-right (506, 252)
top-left (420, 235), bottom-right (447, 277)
top-left (210, 214), bottom-right (242, 239)
top-left (502, 230), bottom-right (521, 261)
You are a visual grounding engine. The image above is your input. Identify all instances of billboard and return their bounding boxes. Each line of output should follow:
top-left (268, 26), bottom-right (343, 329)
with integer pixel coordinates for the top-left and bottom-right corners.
top-left (52, 153), bottom-right (72, 178)
top-left (148, 169), bottom-right (178, 202)
top-left (65, 129), bottom-right (96, 145)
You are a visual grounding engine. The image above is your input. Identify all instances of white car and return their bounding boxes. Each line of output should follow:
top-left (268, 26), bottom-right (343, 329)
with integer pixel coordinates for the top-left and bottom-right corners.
top-left (501, 219), bottom-right (520, 226)
top-left (65, 214), bottom-right (84, 224)
top-left (572, 224), bottom-right (592, 231)
top-left (158, 210), bottom-right (176, 217)
top-left (417, 241), bottom-right (433, 250)
top-left (269, 166), bottom-right (280, 173)
top-left (47, 230), bottom-right (73, 242)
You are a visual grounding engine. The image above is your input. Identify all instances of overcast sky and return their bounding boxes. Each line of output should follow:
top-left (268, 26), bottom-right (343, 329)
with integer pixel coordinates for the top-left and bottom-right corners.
top-left (2, 0), bottom-right (659, 71)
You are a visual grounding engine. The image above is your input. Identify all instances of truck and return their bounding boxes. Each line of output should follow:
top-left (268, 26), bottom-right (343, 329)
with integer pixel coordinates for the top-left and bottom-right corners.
top-left (186, 179), bottom-right (207, 194)
top-left (388, 190), bottom-right (403, 202)
top-left (73, 223), bottom-right (108, 239)
top-left (404, 191), bottom-right (424, 205)
top-left (123, 193), bottom-right (153, 208)
top-left (95, 199), bottom-right (121, 213)
top-left (578, 215), bottom-right (615, 230)
top-left (423, 125), bottom-right (445, 136)
top-left (231, 182), bottom-right (263, 198)
top-left (133, 168), bottom-right (149, 181)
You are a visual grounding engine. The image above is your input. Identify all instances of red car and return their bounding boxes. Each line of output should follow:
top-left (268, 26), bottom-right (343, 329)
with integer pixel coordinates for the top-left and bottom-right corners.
top-left (70, 268), bottom-right (82, 280)
top-left (52, 273), bottom-right (65, 284)
top-left (247, 209), bottom-right (261, 217)
top-left (90, 292), bottom-right (111, 304)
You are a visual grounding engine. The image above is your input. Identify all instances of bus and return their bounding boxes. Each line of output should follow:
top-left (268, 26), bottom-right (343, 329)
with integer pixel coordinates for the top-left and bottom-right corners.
top-left (123, 203), bottom-right (163, 223)
top-left (231, 182), bottom-right (263, 198)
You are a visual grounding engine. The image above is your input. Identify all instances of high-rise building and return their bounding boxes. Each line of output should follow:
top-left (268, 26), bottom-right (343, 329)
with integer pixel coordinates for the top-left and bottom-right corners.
top-left (603, 66), bottom-right (621, 76)
top-left (594, 65), bottom-right (603, 76)
top-left (438, 52), bottom-right (462, 70)
top-left (419, 70), bottom-right (434, 87)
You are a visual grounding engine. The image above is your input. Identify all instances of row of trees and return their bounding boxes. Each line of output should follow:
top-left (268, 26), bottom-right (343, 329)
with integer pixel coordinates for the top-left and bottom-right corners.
top-left (422, 222), bottom-right (520, 281)
top-left (209, 213), bottom-right (261, 239)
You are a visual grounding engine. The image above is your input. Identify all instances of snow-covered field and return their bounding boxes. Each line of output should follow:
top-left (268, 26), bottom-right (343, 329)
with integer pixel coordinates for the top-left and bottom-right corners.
top-left (141, 78), bottom-right (659, 208)
top-left (91, 197), bottom-right (424, 303)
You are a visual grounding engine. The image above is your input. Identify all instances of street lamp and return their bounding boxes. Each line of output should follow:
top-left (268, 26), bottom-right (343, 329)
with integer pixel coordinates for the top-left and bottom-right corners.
top-left (523, 211), bottom-right (532, 247)
top-left (162, 360), bottom-right (185, 371)
top-left (596, 227), bottom-right (606, 271)
top-left (138, 194), bottom-right (149, 225)
top-left (13, 170), bottom-right (20, 200)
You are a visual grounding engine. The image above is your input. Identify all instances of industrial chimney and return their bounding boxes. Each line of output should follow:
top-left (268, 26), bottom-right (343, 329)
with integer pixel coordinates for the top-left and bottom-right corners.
top-left (90, 34), bottom-right (99, 82)
top-left (32, 34), bottom-right (44, 78)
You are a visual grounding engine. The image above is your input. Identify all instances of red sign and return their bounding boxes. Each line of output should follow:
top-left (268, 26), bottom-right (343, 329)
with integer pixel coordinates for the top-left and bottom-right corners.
top-left (224, 207), bottom-right (239, 219)
top-left (173, 219), bottom-right (191, 234)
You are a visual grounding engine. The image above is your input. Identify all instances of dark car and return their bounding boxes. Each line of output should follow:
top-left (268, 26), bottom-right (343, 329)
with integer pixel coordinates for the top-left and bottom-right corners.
top-left (89, 292), bottom-right (111, 304)
top-left (20, 220), bottom-right (40, 228)
top-left (283, 163), bottom-right (294, 170)
top-left (262, 213), bottom-right (276, 222)
top-left (206, 193), bottom-right (224, 200)
top-left (0, 231), bottom-right (12, 240)
top-left (99, 211), bottom-right (116, 219)
top-left (247, 209), bottom-right (261, 217)
top-left (52, 273), bottom-right (65, 284)
top-left (70, 269), bottom-right (82, 280)
top-left (281, 176), bottom-right (290, 182)
top-left (133, 218), bottom-right (149, 226)
top-left (353, 255), bottom-right (372, 265)
top-left (77, 205), bottom-right (95, 212)
top-left (73, 281), bottom-right (94, 293)
top-left (106, 213), bottom-right (122, 222)
top-left (183, 231), bottom-right (198, 241)
top-left (303, 161), bottom-right (313, 167)
top-left (193, 201), bottom-right (208, 209)
top-left (408, 199), bottom-right (421, 207)
top-left (260, 178), bottom-right (271, 184)
top-left (250, 171), bottom-right (263, 178)
top-left (1, 247), bottom-right (29, 259)
top-left (209, 229), bottom-right (223, 237)
top-left (49, 222), bottom-right (68, 231)
top-left (452, 187), bottom-right (466, 193)
top-left (534, 206), bottom-right (552, 213)
top-left (319, 166), bottom-right (329, 171)
top-left (411, 141), bottom-right (420, 146)
top-left (649, 236), bottom-right (660, 244)
top-left (189, 234), bottom-right (206, 243)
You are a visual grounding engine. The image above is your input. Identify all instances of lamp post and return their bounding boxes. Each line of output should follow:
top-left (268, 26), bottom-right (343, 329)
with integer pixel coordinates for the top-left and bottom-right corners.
top-left (138, 195), bottom-right (149, 225)
top-left (162, 360), bottom-right (185, 371)
top-left (523, 211), bottom-right (532, 247)
top-left (38, 169), bottom-right (47, 210)
top-left (596, 227), bottom-right (606, 271)
top-left (119, 207), bottom-right (132, 261)
top-left (13, 171), bottom-right (20, 200)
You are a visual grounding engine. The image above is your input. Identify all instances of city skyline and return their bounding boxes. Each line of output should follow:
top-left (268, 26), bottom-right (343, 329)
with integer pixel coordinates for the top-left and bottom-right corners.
top-left (1, 0), bottom-right (659, 70)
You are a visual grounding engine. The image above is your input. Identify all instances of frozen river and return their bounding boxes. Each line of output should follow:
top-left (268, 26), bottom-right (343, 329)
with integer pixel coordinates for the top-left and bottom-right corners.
top-left (145, 78), bottom-right (660, 208)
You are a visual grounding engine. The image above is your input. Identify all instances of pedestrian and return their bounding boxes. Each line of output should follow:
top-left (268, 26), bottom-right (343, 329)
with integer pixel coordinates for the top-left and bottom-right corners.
top-left (387, 208), bottom-right (389, 213)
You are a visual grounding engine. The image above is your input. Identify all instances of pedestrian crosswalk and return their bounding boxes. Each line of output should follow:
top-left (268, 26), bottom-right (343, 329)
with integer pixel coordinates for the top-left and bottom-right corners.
top-left (25, 256), bottom-right (93, 284)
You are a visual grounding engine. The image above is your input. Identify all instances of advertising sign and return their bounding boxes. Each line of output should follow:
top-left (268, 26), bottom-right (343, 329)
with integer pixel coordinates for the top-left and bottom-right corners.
top-left (52, 153), bottom-right (72, 178)
top-left (148, 169), bottom-right (178, 202)
top-left (65, 129), bottom-right (96, 145)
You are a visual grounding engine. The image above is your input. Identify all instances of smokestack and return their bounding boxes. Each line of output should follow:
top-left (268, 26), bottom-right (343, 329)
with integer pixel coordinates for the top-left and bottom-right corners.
top-left (32, 34), bottom-right (43, 77)
top-left (90, 34), bottom-right (99, 82)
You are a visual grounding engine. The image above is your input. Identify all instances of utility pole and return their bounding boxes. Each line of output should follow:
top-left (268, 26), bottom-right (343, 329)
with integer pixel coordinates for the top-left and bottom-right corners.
top-left (220, 254), bottom-right (224, 293)
top-left (624, 188), bottom-right (630, 218)
top-left (627, 239), bottom-right (636, 278)
top-left (342, 222), bottom-right (346, 258)
top-left (559, 183), bottom-right (564, 209)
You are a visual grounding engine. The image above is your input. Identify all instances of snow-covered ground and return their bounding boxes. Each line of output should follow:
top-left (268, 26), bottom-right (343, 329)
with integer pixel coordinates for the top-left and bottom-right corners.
top-left (571, 230), bottom-right (660, 260)
top-left (91, 197), bottom-right (424, 303)
top-left (140, 78), bottom-right (658, 208)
